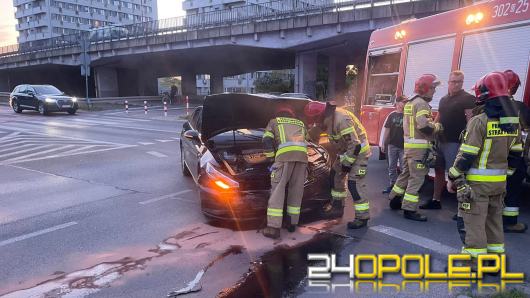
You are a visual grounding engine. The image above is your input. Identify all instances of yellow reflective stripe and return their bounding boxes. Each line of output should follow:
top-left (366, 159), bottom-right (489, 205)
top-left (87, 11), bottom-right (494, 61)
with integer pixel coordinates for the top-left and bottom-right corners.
top-left (478, 139), bottom-right (492, 169)
top-left (404, 193), bottom-right (419, 202)
top-left (355, 203), bottom-right (369, 211)
top-left (360, 144), bottom-right (370, 154)
top-left (499, 117), bottom-right (519, 124)
top-left (276, 145), bottom-right (307, 156)
top-left (466, 174), bottom-right (506, 182)
top-left (449, 167), bottom-right (461, 178)
top-left (404, 143), bottom-right (430, 149)
top-left (511, 143), bottom-right (523, 152)
top-left (340, 154), bottom-right (356, 163)
top-left (409, 115), bottom-right (415, 139)
top-left (416, 109), bottom-right (430, 118)
top-left (392, 185), bottom-right (405, 194)
top-left (331, 189), bottom-right (348, 198)
top-left (287, 206), bottom-right (301, 214)
top-left (460, 144), bottom-right (480, 155)
top-left (503, 207), bottom-right (519, 216)
top-left (278, 124), bottom-right (286, 143)
top-left (264, 152), bottom-right (275, 158)
top-left (340, 126), bottom-right (355, 136)
top-left (462, 247), bottom-right (488, 257)
top-left (276, 117), bottom-right (305, 127)
top-left (267, 208), bottom-right (283, 217)
top-left (403, 103), bottom-right (413, 115)
top-left (263, 131), bottom-right (274, 139)
top-left (487, 243), bottom-right (505, 253)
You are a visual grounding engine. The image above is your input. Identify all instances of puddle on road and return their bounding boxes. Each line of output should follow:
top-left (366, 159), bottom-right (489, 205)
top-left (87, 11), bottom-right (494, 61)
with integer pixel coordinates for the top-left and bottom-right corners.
top-left (217, 233), bottom-right (344, 298)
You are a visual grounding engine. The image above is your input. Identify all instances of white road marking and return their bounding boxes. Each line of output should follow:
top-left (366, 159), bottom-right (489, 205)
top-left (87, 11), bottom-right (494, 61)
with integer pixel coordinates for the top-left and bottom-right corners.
top-left (155, 139), bottom-right (174, 143)
top-left (0, 143), bottom-right (34, 154)
top-left (0, 131), bottom-right (20, 141)
top-left (138, 190), bottom-right (193, 205)
top-left (370, 225), bottom-right (459, 255)
top-left (138, 142), bottom-right (155, 145)
top-left (0, 221), bottom-right (78, 248)
top-left (0, 144), bottom-right (54, 159)
top-left (171, 137), bottom-right (180, 140)
top-left (97, 124), bottom-right (178, 133)
top-left (146, 151), bottom-right (168, 158)
top-left (3, 145), bottom-right (75, 162)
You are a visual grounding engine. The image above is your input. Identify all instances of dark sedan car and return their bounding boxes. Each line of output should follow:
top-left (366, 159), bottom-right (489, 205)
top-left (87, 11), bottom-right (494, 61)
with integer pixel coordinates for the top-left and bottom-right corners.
top-left (180, 93), bottom-right (332, 222)
top-left (10, 84), bottom-right (79, 115)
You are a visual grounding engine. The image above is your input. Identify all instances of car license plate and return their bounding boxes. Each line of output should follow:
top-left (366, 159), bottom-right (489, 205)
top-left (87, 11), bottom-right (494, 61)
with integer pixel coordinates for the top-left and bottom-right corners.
top-left (62, 105), bottom-right (70, 108)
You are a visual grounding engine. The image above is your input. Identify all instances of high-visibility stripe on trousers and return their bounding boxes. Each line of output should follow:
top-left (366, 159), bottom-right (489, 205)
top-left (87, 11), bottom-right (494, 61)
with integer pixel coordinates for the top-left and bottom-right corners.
top-left (487, 243), bottom-right (505, 254)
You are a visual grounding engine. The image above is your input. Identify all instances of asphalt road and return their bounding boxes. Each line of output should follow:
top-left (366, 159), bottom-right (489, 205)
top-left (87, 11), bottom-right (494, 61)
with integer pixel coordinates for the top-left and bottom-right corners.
top-left (0, 104), bottom-right (529, 297)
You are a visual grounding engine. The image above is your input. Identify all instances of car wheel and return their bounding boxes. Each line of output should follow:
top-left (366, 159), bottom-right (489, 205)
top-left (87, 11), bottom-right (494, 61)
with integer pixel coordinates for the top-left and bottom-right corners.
top-left (38, 102), bottom-right (48, 115)
top-left (12, 100), bottom-right (22, 113)
top-left (180, 142), bottom-right (191, 177)
top-left (67, 108), bottom-right (77, 115)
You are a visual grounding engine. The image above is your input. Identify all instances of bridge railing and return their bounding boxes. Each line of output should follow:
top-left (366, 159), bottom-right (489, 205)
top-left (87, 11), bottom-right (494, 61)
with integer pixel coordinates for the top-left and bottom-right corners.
top-left (0, 0), bottom-right (420, 57)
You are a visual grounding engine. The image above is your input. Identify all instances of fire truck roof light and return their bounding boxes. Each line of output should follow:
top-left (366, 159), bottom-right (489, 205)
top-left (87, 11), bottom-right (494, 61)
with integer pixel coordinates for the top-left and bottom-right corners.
top-left (466, 12), bottom-right (484, 25)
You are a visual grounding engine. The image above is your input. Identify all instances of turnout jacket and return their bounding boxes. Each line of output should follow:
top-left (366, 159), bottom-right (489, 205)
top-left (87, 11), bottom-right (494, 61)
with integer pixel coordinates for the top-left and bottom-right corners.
top-left (323, 108), bottom-right (370, 167)
top-left (403, 95), bottom-right (437, 149)
top-left (263, 117), bottom-right (308, 163)
top-left (449, 109), bottom-right (523, 194)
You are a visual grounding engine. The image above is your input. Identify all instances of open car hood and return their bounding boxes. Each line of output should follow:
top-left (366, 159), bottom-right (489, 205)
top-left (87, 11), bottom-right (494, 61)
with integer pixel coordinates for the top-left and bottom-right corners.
top-left (201, 93), bottom-right (312, 140)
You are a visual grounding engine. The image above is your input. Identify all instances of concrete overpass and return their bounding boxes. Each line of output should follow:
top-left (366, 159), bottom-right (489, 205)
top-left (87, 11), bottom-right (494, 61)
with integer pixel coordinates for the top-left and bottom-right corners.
top-left (0, 0), bottom-right (470, 98)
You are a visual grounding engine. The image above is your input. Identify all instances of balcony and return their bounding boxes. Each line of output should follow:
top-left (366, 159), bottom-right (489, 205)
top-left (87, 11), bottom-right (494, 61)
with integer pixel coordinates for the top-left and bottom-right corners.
top-left (14, 6), bottom-right (47, 18)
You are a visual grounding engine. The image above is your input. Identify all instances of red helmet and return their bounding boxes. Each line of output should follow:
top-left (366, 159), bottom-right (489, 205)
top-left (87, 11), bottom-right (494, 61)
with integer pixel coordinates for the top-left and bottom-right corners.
top-left (503, 69), bottom-right (521, 96)
top-left (275, 105), bottom-right (295, 117)
top-left (414, 74), bottom-right (441, 96)
top-left (304, 101), bottom-right (326, 124)
top-left (474, 71), bottom-right (509, 102)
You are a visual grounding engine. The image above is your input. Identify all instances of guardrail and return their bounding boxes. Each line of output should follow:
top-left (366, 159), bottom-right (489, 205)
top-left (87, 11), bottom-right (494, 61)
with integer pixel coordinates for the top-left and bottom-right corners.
top-left (0, 0), bottom-right (422, 57)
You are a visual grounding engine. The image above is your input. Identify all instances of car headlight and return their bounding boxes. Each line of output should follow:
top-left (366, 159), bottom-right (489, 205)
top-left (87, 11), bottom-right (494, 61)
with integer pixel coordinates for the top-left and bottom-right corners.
top-left (71, 97), bottom-right (78, 102)
top-left (205, 162), bottom-right (239, 190)
top-left (45, 98), bottom-right (56, 103)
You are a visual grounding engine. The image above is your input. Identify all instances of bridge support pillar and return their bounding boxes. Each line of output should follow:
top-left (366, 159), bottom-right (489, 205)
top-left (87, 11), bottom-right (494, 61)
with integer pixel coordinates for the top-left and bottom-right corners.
top-left (327, 57), bottom-right (347, 101)
top-left (295, 52), bottom-right (317, 99)
top-left (137, 69), bottom-right (158, 96)
top-left (95, 67), bottom-right (119, 97)
top-left (210, 74), bottom-right (224, 94)
top-left (0, 73), bottom-right (11, 91)
top-left (182, 73), bottom-right (197, 98)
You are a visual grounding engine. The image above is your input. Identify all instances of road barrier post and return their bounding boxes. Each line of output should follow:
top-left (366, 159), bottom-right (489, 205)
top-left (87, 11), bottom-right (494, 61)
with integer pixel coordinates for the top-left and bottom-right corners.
top-left (144, 101), bottom-right (148, 115)
top-left (164, 101), bottom-right (168, 117)
top-left (125, 100), bottom-right (129, 114)
top-left (186, 96), bottom-right (189, 116)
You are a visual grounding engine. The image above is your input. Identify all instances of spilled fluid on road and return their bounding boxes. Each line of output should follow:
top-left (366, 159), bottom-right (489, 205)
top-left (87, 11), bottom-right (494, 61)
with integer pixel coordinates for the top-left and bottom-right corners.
top-left (217, 232), bottom-right (344, 298)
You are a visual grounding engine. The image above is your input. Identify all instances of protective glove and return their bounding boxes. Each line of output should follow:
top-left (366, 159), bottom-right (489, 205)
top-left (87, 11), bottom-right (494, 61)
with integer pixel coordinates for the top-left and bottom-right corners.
top-left (433, 123), bottom-right (444, 140)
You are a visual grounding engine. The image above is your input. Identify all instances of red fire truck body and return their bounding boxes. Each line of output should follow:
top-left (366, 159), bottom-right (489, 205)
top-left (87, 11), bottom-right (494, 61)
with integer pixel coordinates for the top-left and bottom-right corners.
top-left (360, 0), bottom-right (530, 146)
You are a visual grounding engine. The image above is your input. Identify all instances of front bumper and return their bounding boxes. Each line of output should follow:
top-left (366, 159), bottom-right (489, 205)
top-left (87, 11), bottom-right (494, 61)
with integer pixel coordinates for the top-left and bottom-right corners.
top-left (44, 101), bottom-right (78, 112)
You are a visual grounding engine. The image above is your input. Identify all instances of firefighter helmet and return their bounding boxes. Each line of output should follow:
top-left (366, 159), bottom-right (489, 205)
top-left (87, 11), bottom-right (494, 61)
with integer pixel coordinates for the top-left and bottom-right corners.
top-left (474, 71), bottom-right (509, 103)
top-left (275, 105), bottom-right (295, 117)
top-left (414, 74), bottom-right (441, 96)
top-left (304, 101), bottom-right (326, 119)
top-left (503, 69), bottom-right (521, 96)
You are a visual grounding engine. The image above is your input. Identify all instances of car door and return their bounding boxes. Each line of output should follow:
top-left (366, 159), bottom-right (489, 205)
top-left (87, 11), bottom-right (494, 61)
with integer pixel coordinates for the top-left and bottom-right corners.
top-left (25, 86), bottom-right (38, 108)
top-left (182, 107), bottom-right (203, 181)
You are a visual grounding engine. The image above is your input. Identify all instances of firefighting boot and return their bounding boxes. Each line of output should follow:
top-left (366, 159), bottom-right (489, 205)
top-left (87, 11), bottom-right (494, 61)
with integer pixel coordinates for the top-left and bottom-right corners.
top-left (347, 219), bottom-right (368, 229)
top-left (504, 223), bottom-right (528, 233)
top-left (389, 196), bottom-right (403, 210)
top-left (262, 227), bottom-right (280, 239)
top-left (419, 199), bottom-right (441, 210)
top-left (323, 200), bottom-right (344, 219)
top-left (284, 215), bottom-right (296, 233)
top-left (404, 210), bottom-right (427, 221)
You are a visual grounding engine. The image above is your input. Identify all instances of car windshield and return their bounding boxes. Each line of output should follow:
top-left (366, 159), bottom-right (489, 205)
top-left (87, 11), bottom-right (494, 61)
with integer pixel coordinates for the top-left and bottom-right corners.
top-left (34, 85), bottom-right (63, 95)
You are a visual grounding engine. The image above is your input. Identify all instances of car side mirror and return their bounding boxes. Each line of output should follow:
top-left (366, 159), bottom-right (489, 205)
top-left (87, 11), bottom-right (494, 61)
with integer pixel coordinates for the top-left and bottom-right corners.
top-left (183, 130), bottom-right (201, 142)
top-left (27, 91), bottom-right (35, 97)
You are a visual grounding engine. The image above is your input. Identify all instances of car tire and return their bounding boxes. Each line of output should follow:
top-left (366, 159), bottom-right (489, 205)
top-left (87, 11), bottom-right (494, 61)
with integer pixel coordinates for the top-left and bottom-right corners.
top-left (67, 108), bottom-right (77, 115)
top-left (180, 142), bottom-right (191, 177)
top-left (38, 102), bottom-right (48, 115)
top-left (12, 100), bottom-right (22, 113)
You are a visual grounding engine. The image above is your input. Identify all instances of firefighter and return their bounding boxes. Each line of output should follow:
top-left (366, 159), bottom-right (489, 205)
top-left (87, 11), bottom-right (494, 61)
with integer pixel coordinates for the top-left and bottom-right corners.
top-left (304, 101), bottom-right (371, 229)
top-left (503, 70), bottom-right (528, 233)
top-left (388, 74), bottom-right (443, 221)
top-left (262, 105), bottom-right (309, 239)
top-left (447, 71), bottom-right (522, 263)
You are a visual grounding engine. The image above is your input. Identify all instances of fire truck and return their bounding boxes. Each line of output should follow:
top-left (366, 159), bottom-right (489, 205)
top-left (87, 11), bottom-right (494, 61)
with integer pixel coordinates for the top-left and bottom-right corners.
top-left (360, 0), bottom-right (530, 147)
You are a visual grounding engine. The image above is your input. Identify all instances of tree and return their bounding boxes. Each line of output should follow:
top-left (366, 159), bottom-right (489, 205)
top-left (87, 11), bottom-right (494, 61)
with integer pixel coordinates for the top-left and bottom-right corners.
top-left (254, 73), bottom-right (293, 93)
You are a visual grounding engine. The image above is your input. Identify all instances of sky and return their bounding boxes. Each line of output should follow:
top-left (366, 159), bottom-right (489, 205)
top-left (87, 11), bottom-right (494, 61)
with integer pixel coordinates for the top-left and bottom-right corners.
top-left (0, 0), bottom-right (185, 47)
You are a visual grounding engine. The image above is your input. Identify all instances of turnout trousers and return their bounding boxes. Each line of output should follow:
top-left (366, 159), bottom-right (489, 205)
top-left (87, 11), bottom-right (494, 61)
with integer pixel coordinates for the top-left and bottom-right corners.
top-left (266, 161), bottom-right (308, 228)
top-left (330, 154), bottom-right (370, 220)
top-left (459, 187), bottom-right (505, 257)
top-left (389, 148), bottom-right (429, 212)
